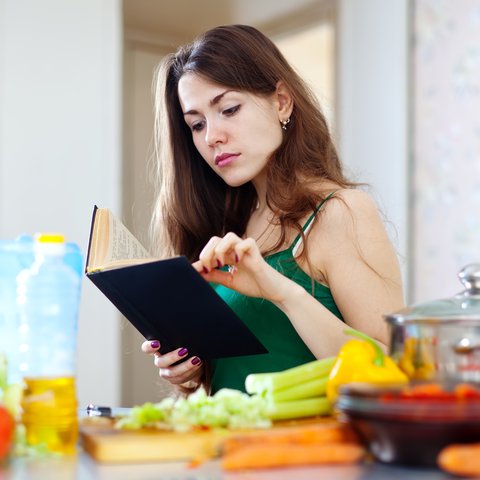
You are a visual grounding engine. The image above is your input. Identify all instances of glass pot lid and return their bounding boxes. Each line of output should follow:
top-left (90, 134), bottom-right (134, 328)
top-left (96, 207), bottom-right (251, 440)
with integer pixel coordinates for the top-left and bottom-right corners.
top-left (385, 264), bottom-right (480, 325)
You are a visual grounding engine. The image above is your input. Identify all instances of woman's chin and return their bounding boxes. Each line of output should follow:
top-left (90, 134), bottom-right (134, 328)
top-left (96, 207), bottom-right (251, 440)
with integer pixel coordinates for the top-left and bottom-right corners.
top-left (222, 176), bottom-right (250, 188)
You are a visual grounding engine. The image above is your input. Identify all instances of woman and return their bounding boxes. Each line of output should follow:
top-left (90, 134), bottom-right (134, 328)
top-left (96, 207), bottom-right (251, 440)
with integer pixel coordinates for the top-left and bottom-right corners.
top-left (142, 24), bottom-right (404, 394)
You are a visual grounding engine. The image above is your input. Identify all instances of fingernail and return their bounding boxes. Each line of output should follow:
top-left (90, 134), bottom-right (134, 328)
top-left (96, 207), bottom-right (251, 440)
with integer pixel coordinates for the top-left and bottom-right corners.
top-left (235, 254), bottom-right (239, 263)
top-left (217, 259), bottom-right (223, 268)
top-left (191, 357), bottom-right (201, 366)
top-left (203, 266), bottom-right (209, 274)
top-left (150, 340), bottom-right (160, 349)
top-left (178, 347), bottom-right (188, 357)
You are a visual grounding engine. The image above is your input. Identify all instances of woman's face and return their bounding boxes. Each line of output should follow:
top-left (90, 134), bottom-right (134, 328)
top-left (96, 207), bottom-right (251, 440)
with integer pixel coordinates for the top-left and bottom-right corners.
top-left (178, 73), bottom-right (284, 187)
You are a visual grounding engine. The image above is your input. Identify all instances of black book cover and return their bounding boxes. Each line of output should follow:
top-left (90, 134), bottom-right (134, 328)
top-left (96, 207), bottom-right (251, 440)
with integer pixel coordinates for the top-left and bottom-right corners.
top-left (85, 209), bottom-right (268, 360)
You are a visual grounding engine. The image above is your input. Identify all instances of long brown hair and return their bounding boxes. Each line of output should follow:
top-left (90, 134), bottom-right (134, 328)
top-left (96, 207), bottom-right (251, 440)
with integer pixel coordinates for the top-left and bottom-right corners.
top-left (151, 24), bottom-right (354, 260)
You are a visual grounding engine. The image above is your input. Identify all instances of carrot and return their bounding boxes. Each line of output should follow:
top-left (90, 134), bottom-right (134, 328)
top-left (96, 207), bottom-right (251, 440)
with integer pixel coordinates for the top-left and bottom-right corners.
top-left (222, 422), bottom-right (359, 454)
top-left (438, 443), bottom-right (480, 477)
top-left (222, 442), bottom-right (366, 470)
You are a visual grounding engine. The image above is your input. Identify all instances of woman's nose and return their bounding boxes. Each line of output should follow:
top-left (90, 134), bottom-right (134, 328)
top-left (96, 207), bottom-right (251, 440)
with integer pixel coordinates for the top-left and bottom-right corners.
top-left (205, 121), bottom-right (227, 146)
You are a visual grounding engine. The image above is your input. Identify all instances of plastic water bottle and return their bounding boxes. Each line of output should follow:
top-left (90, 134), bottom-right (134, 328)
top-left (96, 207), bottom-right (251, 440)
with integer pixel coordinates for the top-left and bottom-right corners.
top-left (0, 236), bottom-right (33, 384)
top-left (16, 233), bottom-right (82, 454)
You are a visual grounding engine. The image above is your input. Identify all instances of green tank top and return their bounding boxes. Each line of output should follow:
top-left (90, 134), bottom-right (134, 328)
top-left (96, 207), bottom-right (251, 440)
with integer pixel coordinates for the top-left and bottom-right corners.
top-left (210, 194), bottom-right (343, 393)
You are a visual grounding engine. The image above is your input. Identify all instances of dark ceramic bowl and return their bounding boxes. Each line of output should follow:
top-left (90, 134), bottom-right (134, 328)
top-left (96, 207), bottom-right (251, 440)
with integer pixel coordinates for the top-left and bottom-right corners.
top-left (336, 382), bottom-right (480, 467)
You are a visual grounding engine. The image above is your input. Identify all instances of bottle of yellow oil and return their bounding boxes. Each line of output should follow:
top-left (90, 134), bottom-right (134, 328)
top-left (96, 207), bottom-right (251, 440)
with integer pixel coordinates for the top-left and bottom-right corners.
top-left (21, 377), bottom-right (78, 454)
top-left (17, 234), bottom-right (82, 454)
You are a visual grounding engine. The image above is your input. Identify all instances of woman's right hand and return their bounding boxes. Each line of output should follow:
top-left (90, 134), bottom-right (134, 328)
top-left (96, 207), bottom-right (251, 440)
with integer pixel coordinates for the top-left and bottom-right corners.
top-left (141, 340), bottom-right (203, 386)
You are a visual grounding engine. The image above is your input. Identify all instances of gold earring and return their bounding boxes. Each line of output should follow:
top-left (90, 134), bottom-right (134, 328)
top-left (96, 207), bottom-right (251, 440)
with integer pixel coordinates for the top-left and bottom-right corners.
top-left (281, 118), bottom-right (290, 131)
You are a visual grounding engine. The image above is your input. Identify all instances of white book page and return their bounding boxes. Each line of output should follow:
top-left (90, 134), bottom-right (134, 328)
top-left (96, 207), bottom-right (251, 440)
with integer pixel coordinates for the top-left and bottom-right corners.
top-left (107, 212), bottom-right (152, 261)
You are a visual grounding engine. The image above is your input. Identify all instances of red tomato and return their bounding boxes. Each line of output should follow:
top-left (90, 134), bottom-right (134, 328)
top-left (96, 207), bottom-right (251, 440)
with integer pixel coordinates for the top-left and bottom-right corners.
top-left (454, 383), bottom-right (480, 400)
top-left (404, 383), bottom-right (454, 401)
top-left (0, 405), bottom-right (14, 459)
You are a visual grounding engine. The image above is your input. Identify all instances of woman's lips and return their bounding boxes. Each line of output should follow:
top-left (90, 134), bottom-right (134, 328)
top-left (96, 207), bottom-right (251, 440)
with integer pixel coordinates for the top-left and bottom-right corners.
top-left (215, 153), bottom-right (239, 167)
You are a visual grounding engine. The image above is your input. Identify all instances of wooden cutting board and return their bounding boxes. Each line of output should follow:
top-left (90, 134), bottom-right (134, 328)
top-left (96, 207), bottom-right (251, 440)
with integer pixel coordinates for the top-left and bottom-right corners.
top-left (80, 417), bottom-right (335, 464)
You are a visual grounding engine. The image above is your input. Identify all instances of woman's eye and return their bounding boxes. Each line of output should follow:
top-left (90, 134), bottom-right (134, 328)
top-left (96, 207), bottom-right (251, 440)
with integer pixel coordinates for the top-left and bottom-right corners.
top-left (191, 120), bottom-right (205, 132)
top-left (223, 105), bottom-right (240, 116)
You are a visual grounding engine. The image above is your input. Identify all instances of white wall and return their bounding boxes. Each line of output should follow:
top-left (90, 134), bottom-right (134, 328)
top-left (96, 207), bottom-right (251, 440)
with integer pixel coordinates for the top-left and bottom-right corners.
top-left (412, 0), bottom-right (480, 302)
top-left (122, 44), bottom-right (175, 406)
top-left (337, 0), bottom-right (409, 296)
top-left (0, 0), bottom-right (123, 407)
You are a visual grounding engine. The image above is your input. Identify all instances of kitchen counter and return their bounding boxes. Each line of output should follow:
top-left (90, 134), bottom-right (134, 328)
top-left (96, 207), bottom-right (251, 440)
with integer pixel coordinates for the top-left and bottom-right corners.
top-left (0, 450), bottom-right (459, 480)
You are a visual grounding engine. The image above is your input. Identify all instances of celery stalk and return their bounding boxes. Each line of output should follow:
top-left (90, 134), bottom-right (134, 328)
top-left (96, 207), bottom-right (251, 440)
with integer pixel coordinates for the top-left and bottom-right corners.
top-left (267, 396), bottom-right (331, 421)
top-left (245, 357), bottom-right (336, 395)
top-left (271, 376), bottom-right (328, 402)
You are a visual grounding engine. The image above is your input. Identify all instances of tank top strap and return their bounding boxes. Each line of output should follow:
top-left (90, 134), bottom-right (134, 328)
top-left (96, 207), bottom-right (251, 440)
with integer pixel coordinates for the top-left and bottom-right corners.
top-left (290, 191), bottom-right (337, 255)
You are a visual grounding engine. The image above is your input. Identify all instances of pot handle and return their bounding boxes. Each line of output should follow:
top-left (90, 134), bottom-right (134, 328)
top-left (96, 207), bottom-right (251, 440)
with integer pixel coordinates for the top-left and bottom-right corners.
top-left (453, 337), bottom-right (480, 355)
top-left (458, 264), bottom-right (480, 295)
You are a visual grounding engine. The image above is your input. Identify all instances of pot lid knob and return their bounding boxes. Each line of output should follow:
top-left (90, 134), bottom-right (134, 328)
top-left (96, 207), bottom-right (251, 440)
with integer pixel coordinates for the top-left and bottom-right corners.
top-left (458, 264), bottom-right (480, 295)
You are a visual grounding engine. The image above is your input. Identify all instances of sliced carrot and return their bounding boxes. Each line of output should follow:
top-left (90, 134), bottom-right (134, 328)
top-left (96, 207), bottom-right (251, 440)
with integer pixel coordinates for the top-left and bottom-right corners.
top-left (222, 442), bottom-right (366, 470)
top-left (438, 443), bottom-right (480, 477)
top-left (222, 422), bottom-right (359, 454)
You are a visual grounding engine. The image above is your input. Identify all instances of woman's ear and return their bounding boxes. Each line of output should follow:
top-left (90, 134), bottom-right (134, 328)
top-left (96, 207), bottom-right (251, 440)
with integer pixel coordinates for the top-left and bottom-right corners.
top-left (275, 81), bottom-right (294, 122)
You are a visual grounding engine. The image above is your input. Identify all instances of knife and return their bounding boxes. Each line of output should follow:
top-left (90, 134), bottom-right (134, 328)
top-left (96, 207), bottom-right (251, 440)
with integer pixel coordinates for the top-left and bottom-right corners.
top-left (85, 404), bottom-right (132, 418)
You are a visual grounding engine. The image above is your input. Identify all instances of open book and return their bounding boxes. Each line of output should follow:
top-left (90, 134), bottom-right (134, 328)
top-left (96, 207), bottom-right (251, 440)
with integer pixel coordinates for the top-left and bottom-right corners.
top-left (85, 206), bottom-right (267, 360)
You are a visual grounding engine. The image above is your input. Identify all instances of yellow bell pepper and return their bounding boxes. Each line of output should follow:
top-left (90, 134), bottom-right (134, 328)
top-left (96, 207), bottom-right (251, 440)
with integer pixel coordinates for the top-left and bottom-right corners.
top-left (327, 329), bottom-right (409, 403)
top-left (398, 337), bottom-right (435, 381)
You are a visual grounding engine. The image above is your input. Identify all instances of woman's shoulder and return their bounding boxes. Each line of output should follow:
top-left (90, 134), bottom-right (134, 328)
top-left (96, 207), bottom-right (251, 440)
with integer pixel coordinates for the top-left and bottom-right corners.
top-left (313, 187), bottom-right (385, 240)
top-left (308, 188), bottom-right (393, 273)
top-left (321, 187), bottom-right (379, 218)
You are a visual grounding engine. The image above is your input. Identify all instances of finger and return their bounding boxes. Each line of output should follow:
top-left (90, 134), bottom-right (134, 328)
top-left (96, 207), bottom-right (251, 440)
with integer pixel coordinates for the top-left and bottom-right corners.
top-left (159, 358), bottom-right (203, 385)
top-left (142, 339), bottom-right (161, 354)
top-left (212, 232), bottom-right (243, 267)
top-left (192, 260), bottom-right (205, 273)
top-left (198, 236), bottom-right (222, 272)
top-left (233, 237), bottom-right (262, 264)
top-left (200, 267), bottom-right (236, 286)
top-left (153, 347), bottom-right (190, 368)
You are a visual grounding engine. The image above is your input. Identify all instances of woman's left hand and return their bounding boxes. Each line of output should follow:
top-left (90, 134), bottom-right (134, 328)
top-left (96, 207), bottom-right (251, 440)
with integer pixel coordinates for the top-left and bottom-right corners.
top-left (192, 232), bottom-right (293, 303)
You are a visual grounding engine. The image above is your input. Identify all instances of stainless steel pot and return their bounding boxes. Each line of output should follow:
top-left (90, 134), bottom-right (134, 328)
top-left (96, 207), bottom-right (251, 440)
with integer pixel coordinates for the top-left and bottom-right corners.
top-left (385, 264), bottom-right (480, 383)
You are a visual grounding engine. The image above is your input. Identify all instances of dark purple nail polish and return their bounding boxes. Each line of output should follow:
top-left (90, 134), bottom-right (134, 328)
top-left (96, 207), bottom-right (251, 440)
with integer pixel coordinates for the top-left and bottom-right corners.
top-left (178, 347), bottom-right (188, 357)
top-left (217, 259), bottom-right (223, 268)
top-left (235, 254), bottom-right (239, 263)
top-left (191, 357), bottom-right (201, 366)
top-left (150, 340), bottom-right (160, 349)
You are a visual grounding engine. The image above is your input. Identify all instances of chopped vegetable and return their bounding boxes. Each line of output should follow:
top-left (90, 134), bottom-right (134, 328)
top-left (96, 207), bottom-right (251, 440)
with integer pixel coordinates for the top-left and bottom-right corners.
top-left (245, 357), bottom-right (336, 395)
top-left (221, 418), bottom-right (365, 471)
top-left (271, 376), bottom-right (328, 403)
top-left (0, 353), bottom-right (22, 418)
top-left (438, 443), bottom-right (480, 477)
top-left (0, 354), bottom-right (20, 458)
top-left (115, 388), bottom-right (271, 432)
top-left (244, 358), bottom-right (336, 421)
top-left (267, 396), bottom-right (331, 421)
top-left (0, 353), bottom-right (54, 459)
top-left (0, 354), bottom-right (15, 459)
top-left (222, 421), bottom-right (359, 454)
top-left (222, 442), bottom-right (366, 470)
top-left (0, 354), bottom-right (6, 394)
top-left (327, 329), bottom-right (409, 403)
top-left (381, 382), bottom-right (480, 401)
top-left (0, 405), bottom-right (14, 460)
